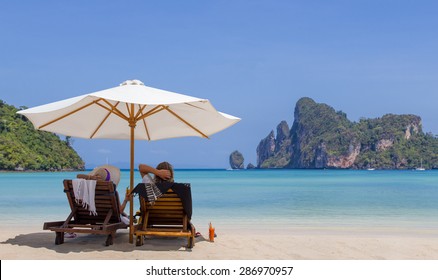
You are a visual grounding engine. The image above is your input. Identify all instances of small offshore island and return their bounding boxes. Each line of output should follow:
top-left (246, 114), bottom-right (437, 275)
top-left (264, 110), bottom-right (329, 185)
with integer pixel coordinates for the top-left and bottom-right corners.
top-left (231, 97), bottom-right (438, 170)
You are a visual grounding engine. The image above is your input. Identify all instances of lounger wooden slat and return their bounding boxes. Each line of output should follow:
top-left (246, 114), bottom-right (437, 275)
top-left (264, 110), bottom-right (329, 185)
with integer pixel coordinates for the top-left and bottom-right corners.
top-left (149, 214), bottom-right (182, 217)
top-left (133, 188), bottom-right (195, 248)
top-left (43, 179), bottom-right (128, 246)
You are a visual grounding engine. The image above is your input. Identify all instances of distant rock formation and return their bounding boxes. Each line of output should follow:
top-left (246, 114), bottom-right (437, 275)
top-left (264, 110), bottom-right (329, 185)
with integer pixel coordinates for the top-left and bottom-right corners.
top-left (256, 131), bottom-right (275, 167)
top-left (246, 163), bottom-right (255, 169)
top-left (229, 150), bottom-right (244, 169)
top-left (257, 121), bottom-right (291, 168)
top-left (256, 97), bottom-right (437, 169)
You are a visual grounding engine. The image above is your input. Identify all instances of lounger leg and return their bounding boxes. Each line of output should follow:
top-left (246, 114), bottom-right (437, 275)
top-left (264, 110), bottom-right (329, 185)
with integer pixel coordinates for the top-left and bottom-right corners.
top-left (105, 234), bottom-right (113, 246)
top-left (187, 237), bottom-right (193, 249)
top-left (135, 235), bottom-right (143, 246)
top-left (188, 223), bottom-right (195, 248)
top-left (187, 227), bottom-right (195, 248)
top-left (55, 232), bottom-right (64, 245)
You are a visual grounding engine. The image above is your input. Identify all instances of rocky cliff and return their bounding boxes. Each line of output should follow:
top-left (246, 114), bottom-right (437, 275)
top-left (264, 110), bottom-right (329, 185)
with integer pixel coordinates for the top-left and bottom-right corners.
top-left (229, 150), bottom-right (244, 169)
top-left (256, 97), bottom-right (437, 169)
top-left (257, 121), bottom-right (291, 168)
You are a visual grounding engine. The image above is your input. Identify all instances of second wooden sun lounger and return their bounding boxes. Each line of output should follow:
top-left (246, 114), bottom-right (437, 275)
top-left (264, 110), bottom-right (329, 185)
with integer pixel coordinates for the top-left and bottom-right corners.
top-left (133, 183), bottom-right (195, 248)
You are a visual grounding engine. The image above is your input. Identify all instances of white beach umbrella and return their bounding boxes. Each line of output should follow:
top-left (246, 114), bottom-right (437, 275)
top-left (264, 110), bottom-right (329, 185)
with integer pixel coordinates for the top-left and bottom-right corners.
top-left (17, 79), bottom-right (240, 242)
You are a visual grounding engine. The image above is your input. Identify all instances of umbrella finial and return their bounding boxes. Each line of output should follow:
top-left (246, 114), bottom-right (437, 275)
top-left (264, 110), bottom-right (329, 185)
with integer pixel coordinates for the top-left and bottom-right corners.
top-left (120, 80), bottom-right (145, 86)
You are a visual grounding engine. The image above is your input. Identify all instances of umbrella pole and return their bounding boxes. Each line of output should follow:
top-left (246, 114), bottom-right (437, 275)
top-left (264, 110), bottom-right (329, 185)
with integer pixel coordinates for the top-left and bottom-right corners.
top-left (129, 122), bottom-right (135, 244)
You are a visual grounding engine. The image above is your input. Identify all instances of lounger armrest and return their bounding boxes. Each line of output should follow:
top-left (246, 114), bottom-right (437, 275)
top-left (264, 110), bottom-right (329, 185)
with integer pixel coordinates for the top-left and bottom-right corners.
top-left (43, 221), bottom-right (65, 230)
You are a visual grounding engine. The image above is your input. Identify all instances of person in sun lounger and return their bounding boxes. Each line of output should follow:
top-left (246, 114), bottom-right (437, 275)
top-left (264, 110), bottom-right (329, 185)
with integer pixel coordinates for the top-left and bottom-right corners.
top-left (135, 162), bottom-right (200, 238)
top-left (76, 165), bottom-right (130, 225)
top-left (138, 161), bottom-right (174, 184)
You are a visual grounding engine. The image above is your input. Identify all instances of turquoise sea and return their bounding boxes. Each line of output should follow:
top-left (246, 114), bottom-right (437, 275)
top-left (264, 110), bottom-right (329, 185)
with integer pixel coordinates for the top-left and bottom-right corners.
top-left (1, 169), bottom-right (437, 232)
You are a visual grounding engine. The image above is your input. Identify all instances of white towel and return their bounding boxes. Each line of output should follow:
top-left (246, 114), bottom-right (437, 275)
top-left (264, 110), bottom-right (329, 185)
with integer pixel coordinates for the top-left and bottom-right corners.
top-left (83, 180), bottom-right (97, 216)
top-left (72, 179), bottom-right (86, 204)
top-left (72, 179), bottom-right (97, 216)
top-left (142, 174), bottom-right (154, 184)
top-left (141, 174), bottom-right (163, 204)
top-left (120, 215), bottom-right (129, 225)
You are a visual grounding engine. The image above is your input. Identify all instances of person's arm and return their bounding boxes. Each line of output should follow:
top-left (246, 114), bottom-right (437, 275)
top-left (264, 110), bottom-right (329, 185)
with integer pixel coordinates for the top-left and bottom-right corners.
top-left (119, 191), bottom-right (130, 213)
top-left (138, 163), bottom-right (171, 180)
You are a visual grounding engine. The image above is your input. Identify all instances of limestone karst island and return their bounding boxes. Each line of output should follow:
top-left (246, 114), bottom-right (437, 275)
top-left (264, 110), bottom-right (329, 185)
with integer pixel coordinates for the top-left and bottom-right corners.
top-left (230, 97), bottom-right (438, 170)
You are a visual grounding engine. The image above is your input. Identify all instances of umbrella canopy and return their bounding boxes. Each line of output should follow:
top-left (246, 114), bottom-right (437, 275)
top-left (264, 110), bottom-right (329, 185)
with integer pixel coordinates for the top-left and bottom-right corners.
top-left (18, 79), bottom-right (240, 242)
top-left (18, 79), bottom-right (239, 140)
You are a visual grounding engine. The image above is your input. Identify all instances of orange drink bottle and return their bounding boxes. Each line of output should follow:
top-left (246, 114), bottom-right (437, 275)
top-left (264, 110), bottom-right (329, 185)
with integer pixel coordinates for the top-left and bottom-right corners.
top-left (126, 187), bottom-right (131, 203)
top-left (209, 222), bottom-right (215, 242)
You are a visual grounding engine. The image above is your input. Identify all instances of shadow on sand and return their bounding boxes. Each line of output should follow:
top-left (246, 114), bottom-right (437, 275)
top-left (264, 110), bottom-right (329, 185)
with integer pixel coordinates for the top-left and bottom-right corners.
top-left (1, 230), bottom-right (208, 254)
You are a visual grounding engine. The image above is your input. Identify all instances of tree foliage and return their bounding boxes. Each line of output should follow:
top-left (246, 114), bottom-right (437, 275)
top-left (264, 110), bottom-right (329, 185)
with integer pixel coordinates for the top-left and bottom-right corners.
top-left (291, 97), bottom-right (357, 166)
top-left (0, 100), bottom-right (85, 171)
top-left (353, 114), bottom-right (437, 169)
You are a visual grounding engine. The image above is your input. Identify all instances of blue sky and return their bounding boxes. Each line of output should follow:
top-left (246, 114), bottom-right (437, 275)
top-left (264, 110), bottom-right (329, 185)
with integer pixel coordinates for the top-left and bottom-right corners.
top-left (1, 1), bottom-right (438, 168)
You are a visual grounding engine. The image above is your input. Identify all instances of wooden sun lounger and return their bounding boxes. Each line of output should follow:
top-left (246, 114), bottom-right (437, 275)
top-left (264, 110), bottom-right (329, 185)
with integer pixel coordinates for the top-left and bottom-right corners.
top-left (43, 179), bottom-right (127, 246)
top-left (133, 188), bottom-right (195, 248)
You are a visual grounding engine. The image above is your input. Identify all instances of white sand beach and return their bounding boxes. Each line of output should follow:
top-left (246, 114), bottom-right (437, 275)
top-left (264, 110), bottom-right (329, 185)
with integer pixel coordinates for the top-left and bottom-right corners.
top-left (1, 224), bottom-right (438, 260)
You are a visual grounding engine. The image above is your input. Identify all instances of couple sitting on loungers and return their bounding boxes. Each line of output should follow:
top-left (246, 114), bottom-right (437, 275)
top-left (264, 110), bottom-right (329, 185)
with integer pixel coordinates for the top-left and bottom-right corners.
top-left (53, 161), bottom-right (195, 247)
top-left (77, 161), bottom-right (175, 221)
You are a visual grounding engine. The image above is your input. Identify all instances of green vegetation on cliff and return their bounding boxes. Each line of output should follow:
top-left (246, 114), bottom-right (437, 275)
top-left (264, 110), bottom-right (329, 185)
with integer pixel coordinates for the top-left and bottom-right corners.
top-left (0, 100), bottom-right (85, 171)
top-left (291, 97), bottom-right (356, 165)
top-left (257, 97), bottom-right (438, 169)
top-left (353, 114), bottom-right (438, 169)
